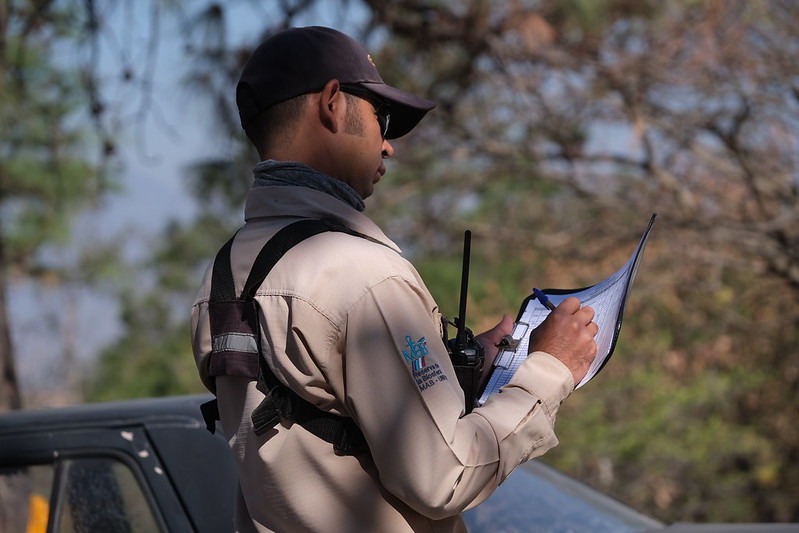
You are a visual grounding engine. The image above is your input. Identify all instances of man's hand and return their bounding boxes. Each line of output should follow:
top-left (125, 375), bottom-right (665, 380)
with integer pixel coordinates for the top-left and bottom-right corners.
top-left (528, 297), bottom-right (598, 384)
top-left (474, 314), bottom-right (514, 389)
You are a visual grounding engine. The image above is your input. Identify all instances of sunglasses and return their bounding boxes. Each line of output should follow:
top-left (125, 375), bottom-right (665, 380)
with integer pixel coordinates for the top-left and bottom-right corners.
top-left (340, 84), bottom-right (391, 139)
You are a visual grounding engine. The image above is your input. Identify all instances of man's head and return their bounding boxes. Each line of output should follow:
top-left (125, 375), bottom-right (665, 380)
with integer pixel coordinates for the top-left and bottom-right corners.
top-left (236, 26), bottom-right (434, 167)
top-left (236, 26), bottom-right (435, 144)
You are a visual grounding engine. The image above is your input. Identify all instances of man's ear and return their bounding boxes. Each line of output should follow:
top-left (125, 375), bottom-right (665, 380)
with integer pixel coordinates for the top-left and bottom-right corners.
top-left (317, 79), bottom-right (344, 134)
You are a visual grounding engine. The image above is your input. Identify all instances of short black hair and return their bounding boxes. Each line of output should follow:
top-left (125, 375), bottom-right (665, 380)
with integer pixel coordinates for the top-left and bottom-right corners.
top-left (243, 93), bottom-right (311, 155)
top-left (244, 92), bottom-right (364, 155)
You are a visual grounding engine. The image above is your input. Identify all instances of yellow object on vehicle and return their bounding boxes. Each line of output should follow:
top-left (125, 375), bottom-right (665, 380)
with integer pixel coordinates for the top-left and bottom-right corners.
top-left (26, 494), bottom-right (48, 533)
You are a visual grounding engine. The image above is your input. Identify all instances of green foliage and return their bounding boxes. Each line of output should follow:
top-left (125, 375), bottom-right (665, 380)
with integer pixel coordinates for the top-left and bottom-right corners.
top-left (84, 211), bottom-right (237, 400)
top-left (1, 0), bottom-right (120, 414)
top-left (416, 251), bottom-right (528, 330)
top-left (543, 255), bottom-right (799, 522)
top-left (1, 42), bottom-right (105, 267)
top-left (149, 214), bottom-right (237, 293)
top-left (86, 290), bottom-right (203, 402)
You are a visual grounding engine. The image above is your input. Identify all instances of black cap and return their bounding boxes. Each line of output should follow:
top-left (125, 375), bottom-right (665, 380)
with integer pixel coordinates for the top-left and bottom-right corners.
top-left (236, 26), bottom-right (435, 140)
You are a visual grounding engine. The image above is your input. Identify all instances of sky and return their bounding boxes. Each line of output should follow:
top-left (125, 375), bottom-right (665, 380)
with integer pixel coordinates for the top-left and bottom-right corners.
top-left (83, 0), bottom-right (370, 235)
top-left (12, 1), bottom-right (369, 400)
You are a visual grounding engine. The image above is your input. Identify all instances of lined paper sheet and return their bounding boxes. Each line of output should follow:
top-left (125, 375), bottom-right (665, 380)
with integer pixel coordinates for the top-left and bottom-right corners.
top-left (478, 214), bottom-right (656, 404)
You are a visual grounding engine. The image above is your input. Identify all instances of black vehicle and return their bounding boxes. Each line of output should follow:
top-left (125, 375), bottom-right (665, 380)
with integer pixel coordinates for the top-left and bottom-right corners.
top-left (0, 395), bottom-right (236, 532)
top-left (0, 395), bottom-right (794, 532)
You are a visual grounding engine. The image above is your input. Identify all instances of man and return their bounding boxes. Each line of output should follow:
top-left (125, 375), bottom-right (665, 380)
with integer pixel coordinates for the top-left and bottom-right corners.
top-left (191, 26), bottom-right (598, 532)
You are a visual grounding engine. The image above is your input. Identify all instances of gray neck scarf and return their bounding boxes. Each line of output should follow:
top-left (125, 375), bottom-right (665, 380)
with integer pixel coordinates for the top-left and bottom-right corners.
top-left (252, 160), bottom-right (365, 212)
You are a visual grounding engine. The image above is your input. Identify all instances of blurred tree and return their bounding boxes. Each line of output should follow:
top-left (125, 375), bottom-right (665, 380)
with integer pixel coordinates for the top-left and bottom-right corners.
top-left (1, 0), bottom-right (216, 410)
top-left (0, 0), bottom-right (123, 528)
top-left (0, 2), bottom-right (111, 414)
top-left (357, 0), bottom-right (799, 522)
top-left (0, 0), bottom-right (274, 528)
top-left (84, 213), bottom-right (232, 401)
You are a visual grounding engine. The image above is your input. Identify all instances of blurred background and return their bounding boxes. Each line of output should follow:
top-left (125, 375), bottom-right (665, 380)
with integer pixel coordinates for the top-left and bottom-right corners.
top-left (1, 0), bottom-right (797, 525)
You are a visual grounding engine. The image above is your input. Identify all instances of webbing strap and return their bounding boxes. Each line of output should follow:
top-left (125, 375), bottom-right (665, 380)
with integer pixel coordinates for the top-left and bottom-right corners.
top-left (210, 232), bottom-right (238, 302)
top-left (250, 382), bottom-right (368, 455)
top-left (206, 218), bottom-right (369, 455)
top-left (207, 219), bottom-right (355, 381)
top-left (242, 218), bottom-right (353, 299)
top-left (210, 218), bottom-right (353, 301)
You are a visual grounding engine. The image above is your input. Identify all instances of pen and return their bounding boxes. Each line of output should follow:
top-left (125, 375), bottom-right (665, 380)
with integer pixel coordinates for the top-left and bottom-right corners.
top-left (533, 288), bottom-right (556, 311)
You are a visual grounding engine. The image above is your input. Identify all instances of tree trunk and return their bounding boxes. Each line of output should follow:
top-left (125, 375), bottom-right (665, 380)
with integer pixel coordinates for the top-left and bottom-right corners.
top-left (0, 232), bottom-right (21, 412)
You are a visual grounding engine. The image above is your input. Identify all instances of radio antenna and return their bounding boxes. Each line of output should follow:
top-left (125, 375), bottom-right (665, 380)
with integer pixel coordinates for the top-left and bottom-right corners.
top-left (455, 230), bottom-right (472, 349)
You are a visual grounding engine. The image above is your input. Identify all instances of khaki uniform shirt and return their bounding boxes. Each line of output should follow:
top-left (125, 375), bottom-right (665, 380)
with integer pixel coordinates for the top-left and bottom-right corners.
top-left (191, 185), bottom-right (575, 532)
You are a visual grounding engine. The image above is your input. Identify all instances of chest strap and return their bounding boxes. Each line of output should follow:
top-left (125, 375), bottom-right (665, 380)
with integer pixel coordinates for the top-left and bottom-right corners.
top-left (206, 218), bottom-right (368, 456)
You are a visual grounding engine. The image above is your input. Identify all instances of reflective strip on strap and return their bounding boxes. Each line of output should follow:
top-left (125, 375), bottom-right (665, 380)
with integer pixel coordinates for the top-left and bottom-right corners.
top-left (212, 332), bottom-right (258, 354)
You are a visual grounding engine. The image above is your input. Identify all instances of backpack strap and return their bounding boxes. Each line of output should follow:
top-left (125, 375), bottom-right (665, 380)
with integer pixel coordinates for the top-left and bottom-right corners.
top-left (207, 229), bottom-right (262, 380)
top-left (207, 219), bottom-right (356, 379)
top-left (203, 218), bottom-right (369, 455)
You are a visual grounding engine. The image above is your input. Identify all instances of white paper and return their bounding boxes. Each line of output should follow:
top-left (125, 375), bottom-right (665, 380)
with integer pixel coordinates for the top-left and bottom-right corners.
top-left (478, 214), bottom-right (656, 404)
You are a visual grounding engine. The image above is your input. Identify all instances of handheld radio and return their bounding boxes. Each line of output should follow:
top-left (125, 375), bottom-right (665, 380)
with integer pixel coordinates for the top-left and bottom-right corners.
top-left (446, 230), bottom-right (485, 414)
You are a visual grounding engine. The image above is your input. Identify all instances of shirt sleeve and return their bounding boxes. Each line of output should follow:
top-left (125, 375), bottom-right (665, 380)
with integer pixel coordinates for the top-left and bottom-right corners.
top-left (190, 263), bottom-right (216, 394)
top-left (341, 275), bottom-right (574, 519)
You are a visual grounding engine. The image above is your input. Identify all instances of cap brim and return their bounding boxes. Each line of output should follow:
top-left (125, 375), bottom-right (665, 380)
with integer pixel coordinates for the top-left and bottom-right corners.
top-left (361, 82), bottom-right (435, 139)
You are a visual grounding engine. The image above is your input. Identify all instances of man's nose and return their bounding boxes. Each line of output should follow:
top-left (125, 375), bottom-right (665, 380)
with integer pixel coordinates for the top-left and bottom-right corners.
top-left (382, 139), bottom-right (394, 159)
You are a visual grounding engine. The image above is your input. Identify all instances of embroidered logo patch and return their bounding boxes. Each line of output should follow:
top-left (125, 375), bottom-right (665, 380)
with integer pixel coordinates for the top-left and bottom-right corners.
top-left (401, 335), bottom-right (428, 371)
top-left (401, 335), bottom-right (449, 392)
